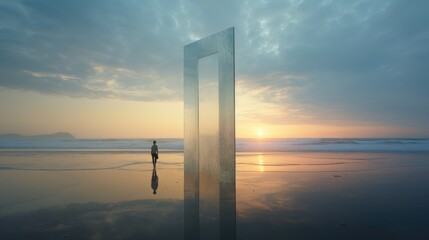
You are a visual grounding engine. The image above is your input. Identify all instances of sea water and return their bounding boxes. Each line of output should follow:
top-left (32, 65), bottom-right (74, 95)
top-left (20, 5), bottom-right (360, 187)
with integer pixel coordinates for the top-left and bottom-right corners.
top-left (0, 138), bottom-right (428, 152)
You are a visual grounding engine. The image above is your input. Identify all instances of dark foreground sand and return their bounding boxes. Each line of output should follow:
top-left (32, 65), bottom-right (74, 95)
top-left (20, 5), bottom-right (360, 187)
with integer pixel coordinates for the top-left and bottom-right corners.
top-left (0, 151), bottom-right (429, 239)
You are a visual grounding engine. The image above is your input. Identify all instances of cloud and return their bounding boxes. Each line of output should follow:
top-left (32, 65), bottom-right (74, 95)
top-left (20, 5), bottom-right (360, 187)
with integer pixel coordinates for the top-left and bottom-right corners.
top-left (236, 0), bottom-right (429, 129)
top-left (0, 0), bottom-right (190, 101)
top-left (0, 0), bottom-right (428, 132)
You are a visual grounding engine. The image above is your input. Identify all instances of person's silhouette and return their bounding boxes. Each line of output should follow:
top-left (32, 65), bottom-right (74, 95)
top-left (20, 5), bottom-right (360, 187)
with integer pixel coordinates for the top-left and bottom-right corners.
top-left (151, 167), bottom-right (158, 195)
top-left (151, 140), bottom-right (158, 167)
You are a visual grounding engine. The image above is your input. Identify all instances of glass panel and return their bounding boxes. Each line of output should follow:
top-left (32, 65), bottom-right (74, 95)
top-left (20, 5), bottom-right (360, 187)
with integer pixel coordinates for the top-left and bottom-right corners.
top-left (198, 54), bottom-right (219, 240)
top-left (184, 27), bottom-right (235, 240)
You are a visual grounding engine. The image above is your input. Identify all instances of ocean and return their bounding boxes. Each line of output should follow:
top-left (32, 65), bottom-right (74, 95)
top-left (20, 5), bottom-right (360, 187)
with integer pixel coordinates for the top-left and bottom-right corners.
top-left (0, 138), bottom-right (428, 152)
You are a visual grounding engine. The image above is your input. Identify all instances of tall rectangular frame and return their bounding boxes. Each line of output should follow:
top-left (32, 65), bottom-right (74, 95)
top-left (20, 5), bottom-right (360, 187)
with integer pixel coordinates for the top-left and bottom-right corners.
top-left (184, 27), bottom-right (236, 240)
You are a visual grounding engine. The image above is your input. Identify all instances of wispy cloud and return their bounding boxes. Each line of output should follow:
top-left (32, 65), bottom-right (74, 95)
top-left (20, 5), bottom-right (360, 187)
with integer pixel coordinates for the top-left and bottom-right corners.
top-left (23, 70), bottom-right (80, 81)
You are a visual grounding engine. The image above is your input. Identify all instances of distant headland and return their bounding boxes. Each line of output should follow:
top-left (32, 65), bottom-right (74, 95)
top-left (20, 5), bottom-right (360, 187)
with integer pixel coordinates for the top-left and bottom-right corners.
top-left (0, 132), bottom-right (75, 140)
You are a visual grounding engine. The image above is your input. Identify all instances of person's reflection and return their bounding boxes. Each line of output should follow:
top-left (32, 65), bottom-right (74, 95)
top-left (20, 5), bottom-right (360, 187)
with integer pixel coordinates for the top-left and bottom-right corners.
top-left (151, 167), bottom-right (158, 195)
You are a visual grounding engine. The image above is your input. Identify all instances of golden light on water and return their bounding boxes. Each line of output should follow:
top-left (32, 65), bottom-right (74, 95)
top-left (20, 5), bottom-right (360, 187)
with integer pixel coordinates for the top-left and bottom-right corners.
top-left (258, 154), bottom-right (264, 172)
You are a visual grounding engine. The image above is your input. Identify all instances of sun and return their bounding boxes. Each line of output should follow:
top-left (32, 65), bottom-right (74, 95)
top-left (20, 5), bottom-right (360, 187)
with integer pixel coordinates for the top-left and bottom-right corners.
top-left (256, 129), bottom-right (265, 138)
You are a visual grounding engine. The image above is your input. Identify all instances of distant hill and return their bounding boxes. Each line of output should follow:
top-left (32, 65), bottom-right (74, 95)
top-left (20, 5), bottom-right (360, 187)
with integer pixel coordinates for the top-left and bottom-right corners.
top-left (0, 132), bottom-right (75, 140)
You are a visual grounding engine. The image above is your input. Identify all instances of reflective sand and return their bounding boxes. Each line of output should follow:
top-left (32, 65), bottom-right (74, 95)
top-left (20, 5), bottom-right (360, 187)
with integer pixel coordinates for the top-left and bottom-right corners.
top-left (1, 151), bottom-right (429, 239)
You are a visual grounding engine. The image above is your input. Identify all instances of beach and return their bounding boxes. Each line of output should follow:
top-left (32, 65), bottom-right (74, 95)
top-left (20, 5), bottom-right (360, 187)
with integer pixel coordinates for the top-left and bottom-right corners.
top-left (1, 149), bottom-right (429, 239)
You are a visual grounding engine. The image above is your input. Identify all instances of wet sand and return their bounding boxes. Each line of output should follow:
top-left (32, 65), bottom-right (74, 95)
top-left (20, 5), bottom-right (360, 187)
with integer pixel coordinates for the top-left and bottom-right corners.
top-left (1, 151), bottom-right (429, 239)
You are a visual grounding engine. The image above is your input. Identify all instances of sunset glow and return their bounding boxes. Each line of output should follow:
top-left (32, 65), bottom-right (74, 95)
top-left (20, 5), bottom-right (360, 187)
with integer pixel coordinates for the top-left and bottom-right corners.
top-left (256, 129), bottom-right (265, 138)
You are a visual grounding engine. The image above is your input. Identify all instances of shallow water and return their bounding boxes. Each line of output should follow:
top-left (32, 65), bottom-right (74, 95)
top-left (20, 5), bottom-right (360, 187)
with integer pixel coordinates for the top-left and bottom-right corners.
top-left (1, 151), bottom-right (429, 239)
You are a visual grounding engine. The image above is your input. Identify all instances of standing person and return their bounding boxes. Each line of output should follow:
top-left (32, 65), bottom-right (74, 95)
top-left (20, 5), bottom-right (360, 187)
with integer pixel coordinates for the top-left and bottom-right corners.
top-left (151, 140), bottom-right (158, 167)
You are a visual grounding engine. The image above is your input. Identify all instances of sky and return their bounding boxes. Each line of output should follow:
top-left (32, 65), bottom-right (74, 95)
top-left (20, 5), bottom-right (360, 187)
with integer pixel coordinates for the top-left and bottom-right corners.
top-left (0, 0), bottom-right (428, 138)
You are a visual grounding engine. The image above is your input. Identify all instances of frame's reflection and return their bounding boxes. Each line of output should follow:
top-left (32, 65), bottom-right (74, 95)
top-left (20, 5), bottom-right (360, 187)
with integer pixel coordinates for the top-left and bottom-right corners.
top-left (184, 28), bottom-right (236, 240)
